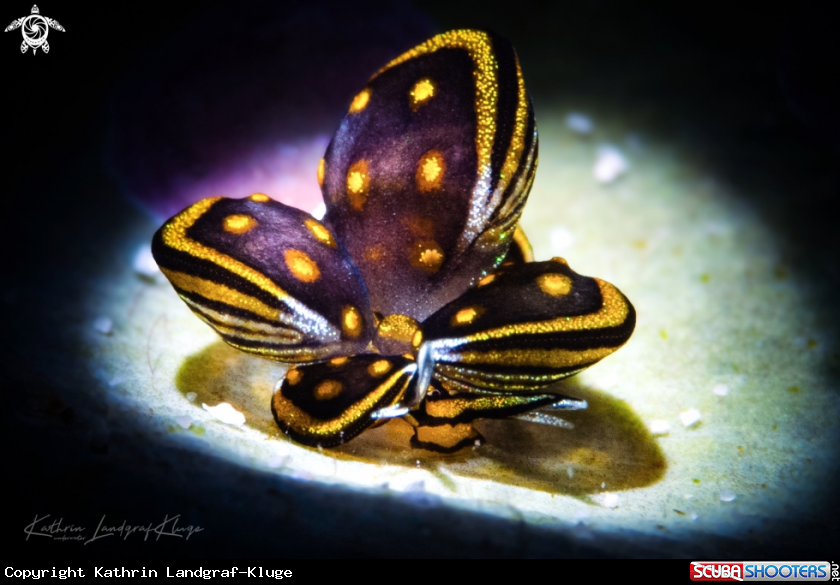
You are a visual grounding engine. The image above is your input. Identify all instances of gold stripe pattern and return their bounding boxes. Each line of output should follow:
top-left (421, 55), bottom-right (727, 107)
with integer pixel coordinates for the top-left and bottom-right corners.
top-left (495, 54), bottom-right (529, 201)
top-left (442, 346), bottom-right (617, 368)
top-left (161, 267), bottom-right (279, 322)
top-left (425, 393), bottom-right (554, 420)
top-left (434, 366), bottom-right (575, 392)
top-left (224, 340), bottom-right (330, 363)
top-left (179, 296), bottom-right (300, 338)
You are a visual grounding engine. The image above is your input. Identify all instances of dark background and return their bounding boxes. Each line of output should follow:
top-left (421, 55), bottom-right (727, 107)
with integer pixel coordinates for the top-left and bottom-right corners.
top-left (3, 0), bottom-right (838, 558)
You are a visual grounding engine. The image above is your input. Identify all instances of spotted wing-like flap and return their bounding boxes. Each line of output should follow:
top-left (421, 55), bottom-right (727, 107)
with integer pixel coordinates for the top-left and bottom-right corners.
top-left (422, 258), bottom-right (636, 393)
top-left (321, 30), bottom-right (537, 321)
top-left (272, 355), bottom-right (415, 447)
top-left (152, 195), bottom-right (375, 363)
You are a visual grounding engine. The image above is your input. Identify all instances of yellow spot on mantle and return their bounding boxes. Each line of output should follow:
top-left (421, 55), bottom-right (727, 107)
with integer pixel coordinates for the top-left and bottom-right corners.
top-left (317, 158), bottom-right (325, 187)
top-left (377, 314), bottom-right (420, 344)
top-left (364, 244), bottom-right (386, 264)
top-left (368, 359), bottom-right (392, 377)
top-left (416, 150), bottom-right (445, 193)
top-left (314, 380), bottom-right (342, 401)
top-left (342, 306), bottom-right (363, 338)
top-left (222, 214), bottom-right (258, 234)
top-left (284, 249), bottom-right (320, 283)
top-left (477, 273), bottom-right (496, 287)
top-left (286, 368), bottom-right (303, 386)
top-left (328, 356), bottom-right (349, 367)
top-left (537, 273), bottom-right (572, 297)
top-left (346, 159), bottom-right (370, 211)
top-left (451, 306), bottom-right (484, 326)
top-left (409, 78), bottom-right (435, 110)
top-left (409, 240), bottom-right (444, 273)
top-left (249, 193), bottom-right (270, 202)
top-left (304, 218), bottom-right (336, 248)
top-left (349, 88), bottom-right (370, 114)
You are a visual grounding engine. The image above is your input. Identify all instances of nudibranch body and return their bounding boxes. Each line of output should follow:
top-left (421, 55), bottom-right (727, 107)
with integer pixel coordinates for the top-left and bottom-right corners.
top-left (152, 30), bottom-right (635, 452)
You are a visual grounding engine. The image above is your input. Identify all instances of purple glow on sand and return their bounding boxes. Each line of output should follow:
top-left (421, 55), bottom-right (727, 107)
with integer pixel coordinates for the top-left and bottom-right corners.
top-left (156, 136), bottom-right (330, 219)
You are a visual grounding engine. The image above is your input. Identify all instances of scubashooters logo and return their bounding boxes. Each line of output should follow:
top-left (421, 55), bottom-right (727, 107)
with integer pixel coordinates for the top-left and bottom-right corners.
top-left (7, 568), bottom-right (295, 578)
top-left (4, 5), bottom-right (64, 54)
top-left (691, 561), bottom-right (833, 581)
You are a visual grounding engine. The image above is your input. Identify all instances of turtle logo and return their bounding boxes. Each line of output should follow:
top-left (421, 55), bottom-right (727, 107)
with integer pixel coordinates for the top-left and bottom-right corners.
top-left (5, 5), bottom-right (64, 54)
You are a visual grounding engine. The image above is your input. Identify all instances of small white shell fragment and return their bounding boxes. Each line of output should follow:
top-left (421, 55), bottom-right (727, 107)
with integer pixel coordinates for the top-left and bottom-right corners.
top-left (601, 482), bottom-right (606, 489)
top-left (133, 244), bottom-right (160, 278)
top-left (593, 144), bottom-right (629, 184)
top-left (202, 402), bottom-right (246, 426)
top-left (713, 384), bottom-right (729, 396)
top-left (567, 466), bottom-right (574, 478)
top-left (93, 316), bottom-right (113, 335)
top-left (680, 408), bottom-right (702, 427)
top-left (719, 490), bottom-right (737, 502)
top-left (185, 392), bottom-right (197, 402)
top-left (565, 112), bottom-right (593, 134)
top-left (549, 226), bottom-right (575, 254)
top-left (311, 201), bottom-right (326, 220)
top-left (173, 415), bottom-right (192, 429)
top-left (596, 492), bottom-right (620, 508)
top-left (649, 420), bottom-right (671, 435)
